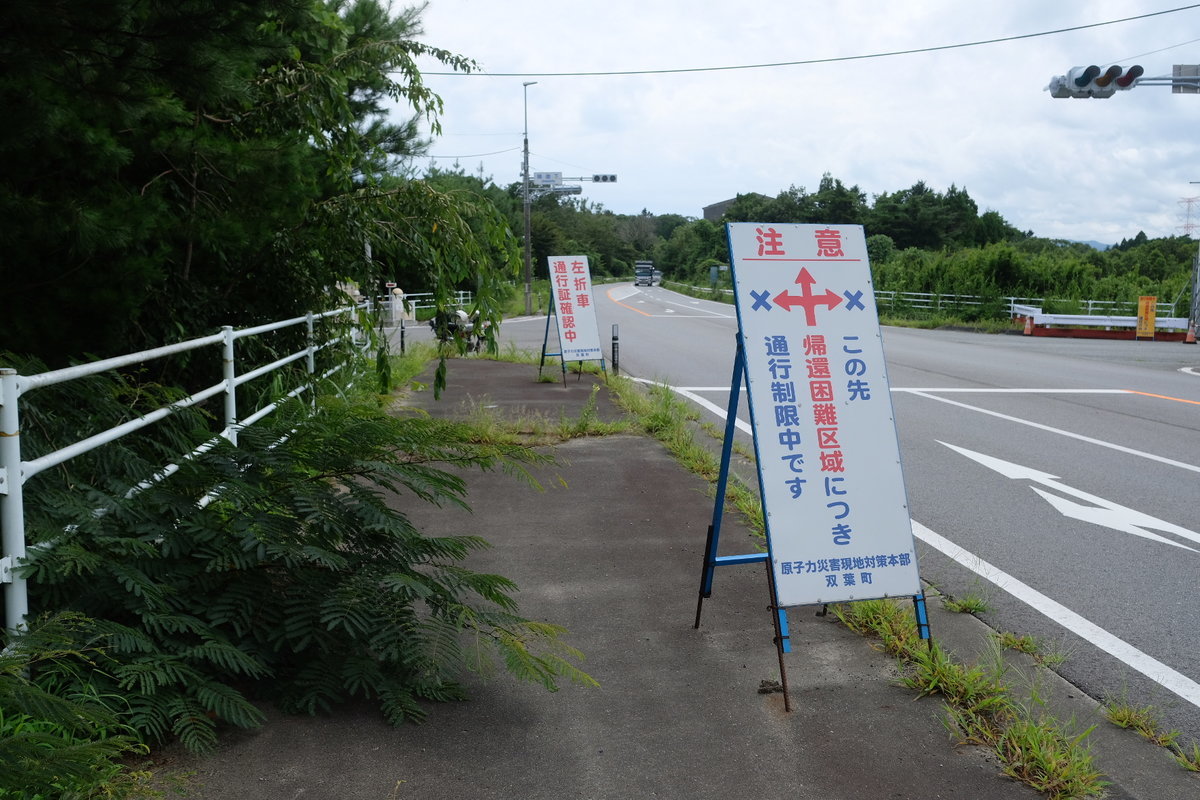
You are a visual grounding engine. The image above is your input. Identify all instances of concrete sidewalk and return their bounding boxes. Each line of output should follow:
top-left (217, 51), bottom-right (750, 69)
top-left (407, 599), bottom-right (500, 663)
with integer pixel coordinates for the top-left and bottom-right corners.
top-left (163, 358), bottom-right (1194, 799)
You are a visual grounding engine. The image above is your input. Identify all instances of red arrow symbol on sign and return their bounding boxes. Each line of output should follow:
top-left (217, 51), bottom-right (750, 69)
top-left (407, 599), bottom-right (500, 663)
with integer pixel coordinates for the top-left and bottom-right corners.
top-left (774, 268), bottom-right (842, 325)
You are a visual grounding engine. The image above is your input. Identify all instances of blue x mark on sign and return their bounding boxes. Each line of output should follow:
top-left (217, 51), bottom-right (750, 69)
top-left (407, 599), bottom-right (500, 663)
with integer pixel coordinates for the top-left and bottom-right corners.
top-left (843, 290), bottom-right (865, 311)
top-left (750, 289), bottom-right (773, 311)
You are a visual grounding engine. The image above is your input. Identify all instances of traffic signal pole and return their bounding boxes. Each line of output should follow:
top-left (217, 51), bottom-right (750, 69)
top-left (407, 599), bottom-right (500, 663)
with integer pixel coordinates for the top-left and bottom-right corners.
top-left (1053, 65), bottom-right (1200, 341)
top-left (1190, 244), bottom-right (1200, 344)
top-left (522, 81), bottom-right (536, 317)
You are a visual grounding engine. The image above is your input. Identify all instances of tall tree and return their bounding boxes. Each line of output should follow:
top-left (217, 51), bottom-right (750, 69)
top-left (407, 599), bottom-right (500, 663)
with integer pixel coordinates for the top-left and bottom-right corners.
top-left (0, 0), bottom-right (509, 369)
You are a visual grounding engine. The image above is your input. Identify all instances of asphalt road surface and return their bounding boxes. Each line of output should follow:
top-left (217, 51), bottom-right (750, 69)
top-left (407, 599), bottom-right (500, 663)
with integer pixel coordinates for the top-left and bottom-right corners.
top-left (487, 281), bottom-right (1200, 746)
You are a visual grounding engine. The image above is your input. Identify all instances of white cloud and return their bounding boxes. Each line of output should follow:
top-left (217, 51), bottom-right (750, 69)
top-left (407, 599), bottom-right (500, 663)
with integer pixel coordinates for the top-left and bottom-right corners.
top-left (409, 0), bottom-right (1200, 243)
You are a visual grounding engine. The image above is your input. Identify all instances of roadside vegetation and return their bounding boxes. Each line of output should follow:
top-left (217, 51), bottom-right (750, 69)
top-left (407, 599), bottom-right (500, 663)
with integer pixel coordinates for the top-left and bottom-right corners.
top-left (4, 0), bottom-right (1198, 796)
top-left (473, 172), bottom-right (1195, 330)
top-left (1102, 697), bottom-right (1200, 771)
top-left (836, 600), bottom-right (1108, 800)
top-left (3, 349), bottom-right (598, 793)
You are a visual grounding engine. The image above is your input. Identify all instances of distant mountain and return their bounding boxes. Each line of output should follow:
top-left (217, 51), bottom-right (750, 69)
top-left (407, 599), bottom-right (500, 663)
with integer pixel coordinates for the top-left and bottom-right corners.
top-left (1069, 240), bottom-right (1112, 251)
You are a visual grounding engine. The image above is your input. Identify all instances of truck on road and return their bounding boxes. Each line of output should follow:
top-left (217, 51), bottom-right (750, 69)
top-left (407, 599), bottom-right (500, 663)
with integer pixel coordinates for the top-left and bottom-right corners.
top-left (634, 260), bottom-right (656, 286)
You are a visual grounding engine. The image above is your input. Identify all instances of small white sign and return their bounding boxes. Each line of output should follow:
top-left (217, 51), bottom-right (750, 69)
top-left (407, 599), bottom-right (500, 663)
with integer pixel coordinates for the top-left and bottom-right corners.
top-left (532, 171), bottom-right (563, 187)
top-left (548, 255), bottom-right (603, 362)
top-left (727, 222), bottom-right (921, 606)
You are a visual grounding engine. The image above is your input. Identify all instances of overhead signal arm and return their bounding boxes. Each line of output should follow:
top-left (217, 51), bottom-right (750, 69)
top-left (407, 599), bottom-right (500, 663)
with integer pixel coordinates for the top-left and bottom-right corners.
top-left (1047, 64), bottom-right (1200, 98)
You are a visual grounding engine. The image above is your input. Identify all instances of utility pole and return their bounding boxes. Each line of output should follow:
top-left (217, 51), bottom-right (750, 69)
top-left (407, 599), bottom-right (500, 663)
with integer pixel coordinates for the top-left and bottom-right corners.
top-left (522, 81), bottom-right (537, 316)
top-left (1180, 183), bottom-right (1200, 343)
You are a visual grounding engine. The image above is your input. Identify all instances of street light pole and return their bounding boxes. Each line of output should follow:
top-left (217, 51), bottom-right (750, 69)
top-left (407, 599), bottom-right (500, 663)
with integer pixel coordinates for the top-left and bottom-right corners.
top-left (522, 81), bottom-right (537, 316)
top-left (1187, 182), bottom-right (1200, 343)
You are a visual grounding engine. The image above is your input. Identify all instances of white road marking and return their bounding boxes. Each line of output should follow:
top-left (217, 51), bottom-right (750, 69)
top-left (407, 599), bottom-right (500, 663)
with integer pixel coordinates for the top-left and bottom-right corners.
top-left (606, 286), bottom-right (640, 302)
top-left (1181, 367), bottom-right (1200, 377)
top-left (640, 377), bottom-right (1200, 712)
top-left (912, 520), bottom-right (1200, 711)
top-left (902, 390), bottom-right (1200, 475)
top-left (655, 297), bottom-right (735, 318)
top-left (940, 441), bottom-right (1200, 551)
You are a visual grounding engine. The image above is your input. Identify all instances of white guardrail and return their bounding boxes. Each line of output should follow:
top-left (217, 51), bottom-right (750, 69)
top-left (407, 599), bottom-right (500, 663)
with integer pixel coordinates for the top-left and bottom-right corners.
top-left (1011, 304), bottom-right (1189, 331)
top-left (0, 305), bottom-right (370, 632)
top-left (660, 282), bottom-right (1188, 328)
top-left (370, 290), bottom-right (473, 325)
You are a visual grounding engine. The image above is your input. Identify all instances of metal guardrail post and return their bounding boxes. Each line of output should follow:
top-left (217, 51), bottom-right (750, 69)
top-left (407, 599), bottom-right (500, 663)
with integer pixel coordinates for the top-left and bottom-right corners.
top-left (222, 326), bottom-right (238, 445)
top-left (1, 368), bottom-right (29, 633)
top-left (611, 324), bottom-right (619, 375)
top-left (306, 312), bottom-right (316, 375)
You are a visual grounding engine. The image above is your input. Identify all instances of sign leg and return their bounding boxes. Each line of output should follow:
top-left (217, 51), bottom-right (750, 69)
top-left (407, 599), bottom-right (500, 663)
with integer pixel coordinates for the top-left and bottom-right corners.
top-left (694, 524), bottom-right (717, 629)
top-left (538, 295), bottom-right (554, 379)
top-left (912, 590), bottom-right (933, 651)
top-left (694, 340), bottom-right (745, 627)
top-left (765, 564), bottom-right (792, 713)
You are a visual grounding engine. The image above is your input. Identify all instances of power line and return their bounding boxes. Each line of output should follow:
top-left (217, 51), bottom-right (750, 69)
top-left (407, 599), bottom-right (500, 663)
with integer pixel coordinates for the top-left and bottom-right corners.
top-left (426, 5), bottom-right (1200, 78)
top-left (424, 147), bottom-right (521, 159)
top-left (1118, 35), bottom-right (1200, 63)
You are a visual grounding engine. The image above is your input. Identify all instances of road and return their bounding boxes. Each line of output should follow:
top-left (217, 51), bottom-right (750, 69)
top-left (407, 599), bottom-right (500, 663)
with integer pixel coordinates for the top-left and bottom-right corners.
top-left (494, 281), bottom-right (1200, 745)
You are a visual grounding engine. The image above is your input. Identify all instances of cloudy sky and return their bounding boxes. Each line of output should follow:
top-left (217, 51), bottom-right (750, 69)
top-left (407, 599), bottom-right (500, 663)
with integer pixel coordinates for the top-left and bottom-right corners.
top-left (409, 1), bottom-right (1200, 244)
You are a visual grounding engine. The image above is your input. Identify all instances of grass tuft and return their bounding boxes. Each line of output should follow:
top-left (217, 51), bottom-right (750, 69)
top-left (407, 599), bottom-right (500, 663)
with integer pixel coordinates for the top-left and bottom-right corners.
top-left (832, 598), bottom-right (1109, 798)
top-left (941, 591), bottom-right (990, 615)
top-left (1102, 700), bottom-right (1180, 748)
top-left (1171, 740), bottom-right (1200, 772)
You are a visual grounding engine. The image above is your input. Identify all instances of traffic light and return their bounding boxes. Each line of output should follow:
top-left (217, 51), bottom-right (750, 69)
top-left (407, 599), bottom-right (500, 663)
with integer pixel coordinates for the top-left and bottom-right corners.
top-left (1048, 65), bottom-right (1143, 98)
top-left (592, 174), bottom-right (617, 183)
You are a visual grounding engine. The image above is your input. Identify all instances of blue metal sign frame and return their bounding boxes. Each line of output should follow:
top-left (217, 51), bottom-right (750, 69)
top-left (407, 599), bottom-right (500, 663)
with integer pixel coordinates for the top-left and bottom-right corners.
top-left (694, 222), bottom-right (932, 711)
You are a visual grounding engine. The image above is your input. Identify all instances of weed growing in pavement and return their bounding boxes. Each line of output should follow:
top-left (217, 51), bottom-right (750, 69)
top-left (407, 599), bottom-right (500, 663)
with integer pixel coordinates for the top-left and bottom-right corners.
top-left (453, 391), bottom-right (628, 448)
top-left (557, 385), bottom-right (621, 438)
top-left (833, 598), bottom-right (921, 660)
top-left (995, 631), bottom-right (1039, 656)
top-left (831, 598), bottom-right (1111, 799)
top-left (1172, 740), bottom-right (1200, 771)
top-left (1031, 642), bottom-right (1071, 670)
top-left (941, 591), bottom-right (991, 614)
top-left (387, 341), bottom-right (440, 391)
top-left (1102, 700), bottom-right (1181, 748)
top-left (907, 639), bottom-right (1013, 730)
top-left (996, 687), bottom-right (1107, 800)
top-left (992, 631), bottom-right (1072, 670)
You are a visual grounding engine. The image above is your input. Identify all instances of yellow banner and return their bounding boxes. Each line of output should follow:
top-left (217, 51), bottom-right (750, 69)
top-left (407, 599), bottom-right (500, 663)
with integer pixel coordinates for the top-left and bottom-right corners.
top-left (1136, 295), bottom-right (1157, 339)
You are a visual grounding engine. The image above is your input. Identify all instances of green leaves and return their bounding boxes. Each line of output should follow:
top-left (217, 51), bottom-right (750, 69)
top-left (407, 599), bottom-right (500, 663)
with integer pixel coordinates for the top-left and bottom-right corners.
top-left (13, 375), bottom-right (586, 755)
top-left (0, 614), bottom-right (151, 799)
top-left (2, 0), bottom-right (493, 371)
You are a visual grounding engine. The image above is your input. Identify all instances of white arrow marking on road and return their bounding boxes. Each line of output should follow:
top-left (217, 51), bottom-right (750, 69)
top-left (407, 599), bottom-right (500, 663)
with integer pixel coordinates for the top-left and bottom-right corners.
top-left (940, 441), bottom-right (1200, 552)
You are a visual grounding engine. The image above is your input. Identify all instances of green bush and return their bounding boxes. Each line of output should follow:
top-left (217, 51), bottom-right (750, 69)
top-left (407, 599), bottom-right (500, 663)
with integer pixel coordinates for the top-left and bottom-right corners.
top-left (0, 614), bottom-right (153, 799)
top-left (14, 372), bottom-right (593, 754)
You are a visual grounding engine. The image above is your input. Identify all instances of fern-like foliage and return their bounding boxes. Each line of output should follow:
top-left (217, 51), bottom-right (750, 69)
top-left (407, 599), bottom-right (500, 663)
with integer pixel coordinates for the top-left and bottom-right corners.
top-left (0, 613), bottom-right (152, 799)
top-left (14, 372), bottom-right (595, 755)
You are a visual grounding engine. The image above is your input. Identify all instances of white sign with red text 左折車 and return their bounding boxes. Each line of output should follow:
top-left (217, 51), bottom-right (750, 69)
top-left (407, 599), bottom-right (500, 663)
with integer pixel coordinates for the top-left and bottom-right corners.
top-left (548, 255), bottom-right (603, 363)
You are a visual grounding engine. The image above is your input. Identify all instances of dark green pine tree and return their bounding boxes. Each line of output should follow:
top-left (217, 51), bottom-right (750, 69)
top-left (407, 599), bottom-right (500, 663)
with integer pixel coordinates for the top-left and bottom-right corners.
top-left (0, 0), bottom-right (494, 371)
